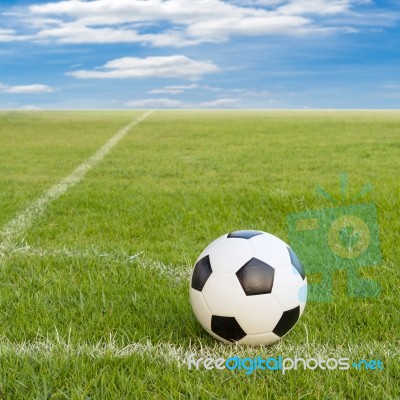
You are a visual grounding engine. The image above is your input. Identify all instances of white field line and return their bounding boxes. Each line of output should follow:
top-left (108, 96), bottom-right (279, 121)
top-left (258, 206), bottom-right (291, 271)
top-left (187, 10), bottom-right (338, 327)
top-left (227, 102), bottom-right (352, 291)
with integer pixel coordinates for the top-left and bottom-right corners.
top-left (0, 336), bottom-right (398, 364)
top-left (0, 111), bottom-right (153, 254)
top-left (3, 244), bottom-right (191, 281)
top-left (1, 245), bottom-right (400, 363)
top-left (0, 336), bottom-right (189, 364)
top-left (0, 245), bottom-right (399, 362)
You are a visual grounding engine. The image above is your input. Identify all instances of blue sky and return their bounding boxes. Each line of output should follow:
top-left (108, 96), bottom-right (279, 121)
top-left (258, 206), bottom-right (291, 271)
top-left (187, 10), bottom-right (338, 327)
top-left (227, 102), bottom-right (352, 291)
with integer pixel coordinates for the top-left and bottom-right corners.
top-left (0, 0), bottom-right (400, 109)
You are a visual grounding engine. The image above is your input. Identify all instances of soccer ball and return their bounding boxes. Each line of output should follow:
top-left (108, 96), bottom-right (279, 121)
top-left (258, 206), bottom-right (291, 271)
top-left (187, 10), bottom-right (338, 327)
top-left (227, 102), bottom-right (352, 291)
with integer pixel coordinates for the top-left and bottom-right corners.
top-left (189, 230), bottom-right (307, 346)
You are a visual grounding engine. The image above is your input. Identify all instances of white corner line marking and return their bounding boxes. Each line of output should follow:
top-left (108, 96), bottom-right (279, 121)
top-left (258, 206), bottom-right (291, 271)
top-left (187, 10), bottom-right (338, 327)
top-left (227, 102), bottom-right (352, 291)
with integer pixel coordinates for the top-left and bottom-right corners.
top-left (0, 110), bottom-right (154, 252)
top-left (0, 336), bottom-right (397, 364)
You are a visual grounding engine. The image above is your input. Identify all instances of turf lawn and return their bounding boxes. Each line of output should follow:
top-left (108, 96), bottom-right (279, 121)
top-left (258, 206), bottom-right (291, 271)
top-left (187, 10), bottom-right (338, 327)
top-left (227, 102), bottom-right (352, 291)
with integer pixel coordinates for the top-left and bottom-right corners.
top-left (0, 110), bottom-right (399, 399)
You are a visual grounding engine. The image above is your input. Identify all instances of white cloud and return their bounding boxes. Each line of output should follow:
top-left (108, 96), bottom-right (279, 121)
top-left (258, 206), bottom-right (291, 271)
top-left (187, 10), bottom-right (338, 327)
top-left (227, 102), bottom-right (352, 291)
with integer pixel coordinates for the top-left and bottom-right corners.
top-left (148, 85), bottom-right (272, 96)
top-left (202, 85), bottom-right (223, 92)
top-left (19, 105), bottom-right (43, 111)
top-left (230, 89), bottom-right (271, 97)
top-left (0, 28), bottom-right (28, 42)
top-left (27, 20), bottom-right (203, 47)
top-left (149, 84), bottom-right (199, 94)
top-left (126, 98), bottom-right (187, 109)
top-left (29, 0), bottom-right (254, 26)
top-left (68, 56), bottom-right (220, 80)
top-left (126, 97), bottom-right (242, 109)
top-left (232, 1), bottom-right (286, 6)
top-left (0, 83), bottom-right (55, 93)
top-left (27, 17), bottom-right (61, 28)
top-left (277, 0), bottom-right (352, 16)
top-left (186, 15), bottom-right (314, 41)
top-left (234, 0), bottom-right (371, 15)
top-left (200, 98), bottom-right (241, 108)
top-left (4, 0), bottom-right (372, 46)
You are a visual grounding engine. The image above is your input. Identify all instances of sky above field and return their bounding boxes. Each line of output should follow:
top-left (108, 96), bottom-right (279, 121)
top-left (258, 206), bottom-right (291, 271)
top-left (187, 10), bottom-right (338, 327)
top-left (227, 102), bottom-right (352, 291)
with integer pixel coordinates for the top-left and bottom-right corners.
top-left (0, 0), bottom-right (400, 109)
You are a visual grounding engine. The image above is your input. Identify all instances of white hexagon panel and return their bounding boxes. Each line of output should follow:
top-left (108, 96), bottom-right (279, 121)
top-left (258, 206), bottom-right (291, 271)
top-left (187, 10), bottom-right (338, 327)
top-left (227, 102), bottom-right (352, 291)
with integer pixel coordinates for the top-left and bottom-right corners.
top-left (272, 264), bottom-right (307, 312)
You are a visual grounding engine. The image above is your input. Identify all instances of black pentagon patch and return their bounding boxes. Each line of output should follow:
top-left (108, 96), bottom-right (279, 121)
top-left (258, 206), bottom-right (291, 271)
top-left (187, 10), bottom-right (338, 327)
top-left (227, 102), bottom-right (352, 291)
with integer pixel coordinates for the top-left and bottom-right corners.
top-left (287, 247), bottom-right (306, 280)
top-left (191, 256), bottom-right (212, 292)
top-left (273, 306), bottom-right (300, 337)
top-left (236, 257), bottom-right (275, 295)
top-left (211, 316), bottom-right (246, 342)
top-left (227, 230), bottom-right (263, 239)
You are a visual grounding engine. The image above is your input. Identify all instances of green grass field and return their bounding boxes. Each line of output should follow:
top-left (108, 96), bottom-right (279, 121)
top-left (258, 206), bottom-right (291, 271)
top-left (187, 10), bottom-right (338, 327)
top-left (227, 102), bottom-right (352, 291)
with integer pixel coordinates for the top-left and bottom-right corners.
top-left (0, 110), bottom-right (399, 399)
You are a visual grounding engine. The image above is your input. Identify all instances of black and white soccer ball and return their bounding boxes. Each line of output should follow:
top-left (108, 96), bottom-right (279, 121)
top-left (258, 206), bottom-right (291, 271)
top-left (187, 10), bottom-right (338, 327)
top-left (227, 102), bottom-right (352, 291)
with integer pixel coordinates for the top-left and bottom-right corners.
top-left (190, 230), bottom-right (307, 346)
